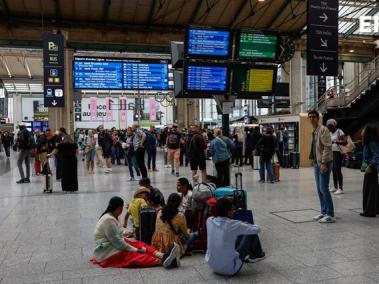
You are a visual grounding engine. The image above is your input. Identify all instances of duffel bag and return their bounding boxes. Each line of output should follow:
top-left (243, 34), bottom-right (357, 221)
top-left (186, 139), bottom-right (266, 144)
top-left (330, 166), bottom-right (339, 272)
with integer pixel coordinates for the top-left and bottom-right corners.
top-left (193, 182), bottom-right (216, 209)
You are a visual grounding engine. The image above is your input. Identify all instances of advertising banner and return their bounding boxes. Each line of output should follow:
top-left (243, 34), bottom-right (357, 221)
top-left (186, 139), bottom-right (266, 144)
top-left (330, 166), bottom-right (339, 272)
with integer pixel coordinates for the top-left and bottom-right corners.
top-left (149, 97), bottom-right (156, 121)
top-left (89, 97), bottom-right (98, 121)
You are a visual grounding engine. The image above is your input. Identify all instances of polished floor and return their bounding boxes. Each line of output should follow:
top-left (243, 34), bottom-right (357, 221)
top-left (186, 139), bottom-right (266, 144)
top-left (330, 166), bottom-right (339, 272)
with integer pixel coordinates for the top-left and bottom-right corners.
top-left (1, 150), bottom-right (379, 284)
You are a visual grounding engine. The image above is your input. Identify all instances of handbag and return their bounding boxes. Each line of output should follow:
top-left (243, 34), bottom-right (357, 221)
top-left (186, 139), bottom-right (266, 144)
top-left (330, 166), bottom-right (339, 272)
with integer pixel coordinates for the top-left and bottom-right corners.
top-left (361, 160), bottom-right (369, 172)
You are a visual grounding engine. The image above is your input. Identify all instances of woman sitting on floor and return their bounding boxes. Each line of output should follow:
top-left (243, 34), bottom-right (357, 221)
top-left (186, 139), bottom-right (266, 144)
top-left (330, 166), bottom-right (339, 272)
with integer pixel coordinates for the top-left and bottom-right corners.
top-left (91, 196), bottom-right (180, 268)
top-left (152, 193), bottom-right (197, 257)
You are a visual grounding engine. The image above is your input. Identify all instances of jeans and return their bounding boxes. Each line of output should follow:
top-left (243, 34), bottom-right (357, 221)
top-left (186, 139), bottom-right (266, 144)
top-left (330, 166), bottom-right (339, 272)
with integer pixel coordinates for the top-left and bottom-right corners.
top-left (111, 146), bottom-right (121, 165)
top-left (215, 158), bottom-right (231, 186)
top-left (183, 232), bottom-right (198, 246)
top-left (17, 149), bottom-right (31, 179)
top-left (236, 234), bottom-right (264, 261)
top-left (4, 146), bottom-right (10, 157)
top-left (332, 151), bottom-right (343, 189)
top-left (126, 154), bottom-right (140, 178)
top-left (259, 158), bottom-right (274, 182)
top-left (147, 147), bottom-right (157, 170)
top-left (313, 161), bottom-right (334, 217)
top-left (135, 147), bottom-right (148, 178)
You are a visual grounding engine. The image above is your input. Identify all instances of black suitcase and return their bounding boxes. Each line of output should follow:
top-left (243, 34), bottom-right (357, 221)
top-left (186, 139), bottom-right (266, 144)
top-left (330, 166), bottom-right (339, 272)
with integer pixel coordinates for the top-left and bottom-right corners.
top-left (139, 207), bottom-right (157, 245)
top-left (234, 172), bottom-right (247, 210)
top-left (290, 152), bottom-right (300, 169)
top-left (282, 154), bottom-right (290, 168)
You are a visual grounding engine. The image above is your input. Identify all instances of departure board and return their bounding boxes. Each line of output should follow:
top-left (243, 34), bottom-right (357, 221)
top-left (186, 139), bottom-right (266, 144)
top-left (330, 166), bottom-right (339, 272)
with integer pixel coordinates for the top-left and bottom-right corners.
top-left (123, 63), bottom-right (168, 90)
top-left (185, 65), bottom-right (228, 92)
top-left (186, 27), bottom-right (231, 58)
top-left (237, 31), bottom-right (278, 61)
top-left (232, 65), bottom-right (277, 96)
top-left (73, 57), bottom-right (169, 90)
top-left (73, 60), bottom-right (123, 89)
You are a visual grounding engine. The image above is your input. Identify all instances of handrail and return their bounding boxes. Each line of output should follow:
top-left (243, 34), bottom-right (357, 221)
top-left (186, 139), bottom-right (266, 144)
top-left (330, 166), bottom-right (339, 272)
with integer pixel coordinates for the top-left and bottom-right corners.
top-left (317, 55), bottom-right (379, 113)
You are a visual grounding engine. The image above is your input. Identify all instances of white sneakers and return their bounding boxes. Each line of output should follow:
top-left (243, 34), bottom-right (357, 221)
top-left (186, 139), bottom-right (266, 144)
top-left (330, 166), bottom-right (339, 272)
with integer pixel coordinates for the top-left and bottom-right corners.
top-left (334, 189), bottom-right (344, 195)
top-left (313, 214), bottom-right (336, 223)
top-left (104, 168), bottom-right (112, 174)
top-left (329, 187), bottom-right (337, 192)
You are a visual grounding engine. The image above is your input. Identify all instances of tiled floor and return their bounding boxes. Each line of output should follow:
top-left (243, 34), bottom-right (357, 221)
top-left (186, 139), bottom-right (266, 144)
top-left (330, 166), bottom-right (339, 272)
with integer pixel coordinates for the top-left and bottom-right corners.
top-left (1, 151), bottom-right (379, 284)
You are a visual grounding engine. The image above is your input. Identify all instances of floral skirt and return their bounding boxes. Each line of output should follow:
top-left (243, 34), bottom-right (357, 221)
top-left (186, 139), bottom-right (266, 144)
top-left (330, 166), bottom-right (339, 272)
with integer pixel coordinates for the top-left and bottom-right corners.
top-left (91, 239), bottom-right (160, 268)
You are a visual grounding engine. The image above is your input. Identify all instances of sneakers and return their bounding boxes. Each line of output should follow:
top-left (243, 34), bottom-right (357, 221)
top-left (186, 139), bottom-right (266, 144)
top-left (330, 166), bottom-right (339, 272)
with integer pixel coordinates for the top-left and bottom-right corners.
top-left (24, 178), bottom-right (30, 183)
top-left (162, 242), bottom-right (180, 268)
top-left (104, 168), bottom-right (112, 174)
top-left (334, 189), bottom-right (344, 195)
top-left (175, 172), bottom-right (180, 177)
top-left (329, 187), bottom-right (337, 192)
top-left (128, 177), bottom-right (135, 181)
top-left (171, 257), bottom-right (181, 268)
top-left (171, 170), bottom-right (175, 175)
top-left (16, 179), bottom-right (26, 184)
top-left (313, 214), bottom-right (325, 221)
top-left (164, 164), bottom-right (170, 168)
top-left (244, 252), bottom-right (266, 263)
top-left (319, 216), bottom-right (336, 223)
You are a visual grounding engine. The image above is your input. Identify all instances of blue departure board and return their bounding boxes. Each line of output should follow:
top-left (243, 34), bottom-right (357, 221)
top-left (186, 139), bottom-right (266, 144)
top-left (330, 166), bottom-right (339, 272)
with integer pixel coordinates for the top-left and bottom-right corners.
top-left (186, 27), bottom-right (231, 58)
top-left (73, 61), bottom-right (123, 89)
top-left (73, 57), bottom-right (169, 90)
top-left (123, 63), bottom-right (168, 90)
top-left (186, 65), bottom-right (228, 92)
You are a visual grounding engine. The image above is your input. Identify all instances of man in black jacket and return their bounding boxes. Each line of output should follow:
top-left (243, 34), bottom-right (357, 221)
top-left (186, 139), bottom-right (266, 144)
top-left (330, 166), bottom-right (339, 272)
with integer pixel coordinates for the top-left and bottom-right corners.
top-left (16, 124), bottom-right (33, 184)
top-left (1, 131), bottom-right (12, 158)
top-left (255, 127), bottom-right (276, 183)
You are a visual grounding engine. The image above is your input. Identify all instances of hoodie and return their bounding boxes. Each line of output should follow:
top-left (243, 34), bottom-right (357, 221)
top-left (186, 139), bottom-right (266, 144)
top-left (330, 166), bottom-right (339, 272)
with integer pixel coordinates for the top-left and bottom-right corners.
top-left (205, 216), bottom-right (261, 276)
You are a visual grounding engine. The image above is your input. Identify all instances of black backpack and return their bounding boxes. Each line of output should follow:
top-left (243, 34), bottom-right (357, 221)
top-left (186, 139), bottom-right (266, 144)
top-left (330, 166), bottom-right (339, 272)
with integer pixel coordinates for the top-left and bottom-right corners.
top-left (185, 135), bottom-right (199, 160)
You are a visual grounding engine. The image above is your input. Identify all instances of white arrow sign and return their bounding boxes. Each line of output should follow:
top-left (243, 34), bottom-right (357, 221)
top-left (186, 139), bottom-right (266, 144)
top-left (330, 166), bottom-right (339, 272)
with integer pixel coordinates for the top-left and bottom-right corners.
top-left (319, 13), bottom-right (328, 23)
top-left (320, 38), bottom-right (328, 47)
top-left (320, 62), bottom-right (328, 73)
top-left (52, 100), bottom-right (58, 106)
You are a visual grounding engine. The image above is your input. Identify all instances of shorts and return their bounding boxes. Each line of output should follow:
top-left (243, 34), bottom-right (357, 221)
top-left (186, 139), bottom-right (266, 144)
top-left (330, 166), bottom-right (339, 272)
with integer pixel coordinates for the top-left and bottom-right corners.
top-left (168, 148), bottom-right (181, 160)
top-left (103, 148), bottom-right (112, 159)
top-left (86, 148), bottom-right (96, 161)
top-left (190, 158), bottom-right (206, 171)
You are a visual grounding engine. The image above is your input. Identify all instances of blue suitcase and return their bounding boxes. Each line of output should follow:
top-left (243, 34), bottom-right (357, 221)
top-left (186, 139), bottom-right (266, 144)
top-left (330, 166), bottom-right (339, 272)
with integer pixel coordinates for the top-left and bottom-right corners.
top-left (214, 173), bottom-right (247, 210)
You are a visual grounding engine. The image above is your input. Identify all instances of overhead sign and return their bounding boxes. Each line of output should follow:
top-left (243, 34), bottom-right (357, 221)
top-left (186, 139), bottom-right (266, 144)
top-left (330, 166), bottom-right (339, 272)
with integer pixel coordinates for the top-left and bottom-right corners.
top-left (307, 0), bottom-right (338, 76)
top-left (257, 99), bottom-right (273, 108)
top-left (317, 76), bottom-right (326, 98)
top-left (73, 57), bottom-right (169, 90)
top-left (43, 33), bottom-right (65, 107)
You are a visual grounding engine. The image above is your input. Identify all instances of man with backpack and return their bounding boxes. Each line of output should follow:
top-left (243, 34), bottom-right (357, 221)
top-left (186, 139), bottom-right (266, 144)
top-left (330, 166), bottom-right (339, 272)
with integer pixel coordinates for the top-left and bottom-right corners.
top-left (186, 125), bottom-right (208, 184)
top-left (16, 124), bottom-right (35, 184)
top-left (166, 124), bottom-right (183, 177)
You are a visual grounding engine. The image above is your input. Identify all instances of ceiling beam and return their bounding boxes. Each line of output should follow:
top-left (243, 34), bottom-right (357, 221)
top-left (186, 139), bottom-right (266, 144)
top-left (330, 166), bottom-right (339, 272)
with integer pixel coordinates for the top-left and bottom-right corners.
top-left (267, 0), bottom-right (291, 29)
top-left (189, 0), bottom-right (203, 24)
top-left (146, 0), bottom-right (158, 28)
top-left (103, 0), bottom-right (111, 24)
top-left (229, 0), bottom-right (248, 27)
top-left (1, 0), bottom-right (10, 20)
top-left (53, 0), bottom-right (62, 23)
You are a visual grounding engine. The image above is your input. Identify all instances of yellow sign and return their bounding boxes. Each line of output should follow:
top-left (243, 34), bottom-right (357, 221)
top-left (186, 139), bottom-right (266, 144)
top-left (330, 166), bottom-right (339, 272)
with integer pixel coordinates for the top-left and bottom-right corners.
top-left (48, 41), bottom-right (58, 51)
top-left (247, 69), bottom-right (274, 92)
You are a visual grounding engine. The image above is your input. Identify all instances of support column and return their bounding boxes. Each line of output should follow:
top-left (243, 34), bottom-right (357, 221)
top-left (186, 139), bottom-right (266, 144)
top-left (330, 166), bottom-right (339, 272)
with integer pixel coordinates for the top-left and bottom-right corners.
top-left (13, 94), bottom-right (22, 130)
top-left (289, 51), bottom-right (306, 114)
top-left (176, 99), bottom-right (199, 128)
top-left (48, 47), bottom-right (74, 134)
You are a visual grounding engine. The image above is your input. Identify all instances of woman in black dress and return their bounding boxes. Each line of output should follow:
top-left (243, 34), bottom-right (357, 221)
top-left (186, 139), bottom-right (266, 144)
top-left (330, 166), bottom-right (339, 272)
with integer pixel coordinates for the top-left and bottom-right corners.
top-left (50, 128), bottom-right (78, 192)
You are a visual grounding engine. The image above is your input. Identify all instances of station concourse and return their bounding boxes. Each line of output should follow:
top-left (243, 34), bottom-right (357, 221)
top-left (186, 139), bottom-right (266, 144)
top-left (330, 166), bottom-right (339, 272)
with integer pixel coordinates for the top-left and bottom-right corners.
top-left (1, 0), bottom-right (379, 283)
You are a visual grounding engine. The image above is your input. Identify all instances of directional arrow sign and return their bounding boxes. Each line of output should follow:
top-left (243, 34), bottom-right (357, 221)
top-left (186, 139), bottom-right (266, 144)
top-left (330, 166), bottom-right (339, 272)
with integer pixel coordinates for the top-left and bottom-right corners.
top-left (52, 100), bottom-right (58, 106)
top-left (319, 13), bottom-right (328, 22)
top-left (307, 0), bottom-right (338, 76)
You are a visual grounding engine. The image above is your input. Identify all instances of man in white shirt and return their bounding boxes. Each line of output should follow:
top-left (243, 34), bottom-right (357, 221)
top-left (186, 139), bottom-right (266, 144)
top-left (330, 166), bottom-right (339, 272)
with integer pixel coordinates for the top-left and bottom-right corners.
top-left (205, 198), bottom-right (265, 276)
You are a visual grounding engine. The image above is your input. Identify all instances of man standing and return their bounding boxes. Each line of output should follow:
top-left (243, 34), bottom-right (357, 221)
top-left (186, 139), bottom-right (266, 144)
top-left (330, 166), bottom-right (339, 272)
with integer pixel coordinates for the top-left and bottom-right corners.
top-left (186, 125), bottom-right (208, 183)
top-left (166, 124), bottom-right (183, 177)
top-left (132, 124), bottom-right (148, 178)
top-left (16, 124), bottom-right (33, 184)
top-left (146, 125), bottom-right (159, 172)
top-left (308, 110), bottom-right (335, 223)
top-left (97, 125), bottom-right (113, 173)
top-left (1, 131), bottom-right (12, 159)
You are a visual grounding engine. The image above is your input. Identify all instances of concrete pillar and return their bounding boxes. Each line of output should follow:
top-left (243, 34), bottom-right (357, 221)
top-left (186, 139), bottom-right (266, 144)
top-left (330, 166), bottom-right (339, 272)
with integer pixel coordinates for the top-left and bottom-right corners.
top-left (13, 94), bottom-right (22, 130)
top-left (48, 47), bottom-right (74, 134)
top-left (289, 51), bottom-right (306, 114)
top-left (175, 99), bottom-right (199, 128)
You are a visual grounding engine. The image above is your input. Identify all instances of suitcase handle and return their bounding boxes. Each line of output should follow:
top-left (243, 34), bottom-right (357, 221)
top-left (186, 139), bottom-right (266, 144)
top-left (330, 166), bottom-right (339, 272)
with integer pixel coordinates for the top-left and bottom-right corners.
top-left (235, 172), bottom-right (243, 191)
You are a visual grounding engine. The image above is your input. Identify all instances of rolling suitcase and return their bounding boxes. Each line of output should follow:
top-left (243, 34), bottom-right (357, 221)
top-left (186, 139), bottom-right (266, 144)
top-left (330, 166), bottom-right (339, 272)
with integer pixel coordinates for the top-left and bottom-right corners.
top-left (290, 152), bottom-right (300, 169)
top-left (253, 156), bottom-right (260, 170)
top-left (42, 162), bottom-right (53, 193)
top-left (139, 207), bottom-right (157, 245)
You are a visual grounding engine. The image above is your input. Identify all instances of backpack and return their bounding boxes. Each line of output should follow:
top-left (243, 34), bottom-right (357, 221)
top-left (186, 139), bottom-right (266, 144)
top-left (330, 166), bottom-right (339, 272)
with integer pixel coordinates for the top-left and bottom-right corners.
top-left (144, 132), bottom-right (156, 149)
top-left (167, 133), bottom-right (179, 149)
top-left (19, 130), bottom-right (35, 149)
top-left (185, 136), bottom-right (198, 160)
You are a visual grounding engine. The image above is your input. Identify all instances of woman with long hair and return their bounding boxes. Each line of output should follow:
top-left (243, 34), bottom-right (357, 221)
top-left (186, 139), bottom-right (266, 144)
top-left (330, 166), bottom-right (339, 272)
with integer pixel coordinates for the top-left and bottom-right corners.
top-left (361, 125), bottom-right (379, 217)
top-left (92, 196), bottom-right (180, 268)
top-left (152, 193), bottom-right (196, 256)
top-left (176, 177), bottom-right (193, 212)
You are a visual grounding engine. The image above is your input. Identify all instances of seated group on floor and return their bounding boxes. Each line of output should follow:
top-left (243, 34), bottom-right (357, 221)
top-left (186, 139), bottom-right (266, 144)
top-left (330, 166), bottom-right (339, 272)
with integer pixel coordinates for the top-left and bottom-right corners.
top-left (91, 177), bottom-right (265, 276)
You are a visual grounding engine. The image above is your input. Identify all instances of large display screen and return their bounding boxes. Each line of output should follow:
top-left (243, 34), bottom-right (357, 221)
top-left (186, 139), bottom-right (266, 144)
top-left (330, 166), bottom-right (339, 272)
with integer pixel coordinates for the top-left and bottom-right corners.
top-left (236, 30), bottom-right (278, 61)
top-left (184, 63), bottom-right (230, 94)
top-left (232, 64), bottom-right (277, 97)
top-left (73, 57), bottom-right (169, 90)
top-left (185, 27), bottom-right (232, 59)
